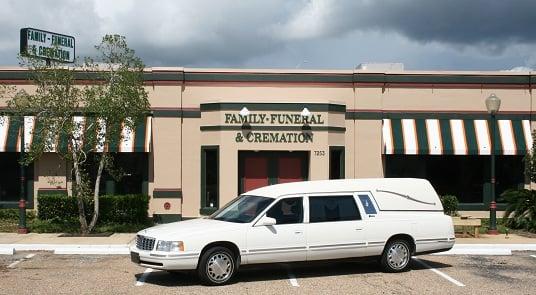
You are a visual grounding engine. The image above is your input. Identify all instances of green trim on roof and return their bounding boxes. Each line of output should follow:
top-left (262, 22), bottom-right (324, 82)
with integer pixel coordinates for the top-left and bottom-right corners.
top-left (385, 75), bottom-right (529, 84)
top-left (143, 72), bottom-right (184, 81)
top-left (200, 125), bottom-right (346, 132)
top-left (1, 69), bottom-right (536, 85)
top-left (200, 103), bottom-right (345, 113)
top-left (151, 109), bottom-right (201, 118)
top-left (153, 190), bottom-right (182, 198)
top-left (185, 72), bottom-right (353, 83)
top-left (380, 112), bottom-right (531, 120)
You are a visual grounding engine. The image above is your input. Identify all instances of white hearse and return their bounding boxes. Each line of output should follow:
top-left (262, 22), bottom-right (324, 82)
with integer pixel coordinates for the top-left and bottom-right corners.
top-left (130, 178), bottom-right (455, 285)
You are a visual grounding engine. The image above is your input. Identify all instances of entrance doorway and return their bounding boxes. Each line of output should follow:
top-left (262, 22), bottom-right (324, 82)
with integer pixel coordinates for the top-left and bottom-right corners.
top-left (238, 151), bottom-right (309, 194)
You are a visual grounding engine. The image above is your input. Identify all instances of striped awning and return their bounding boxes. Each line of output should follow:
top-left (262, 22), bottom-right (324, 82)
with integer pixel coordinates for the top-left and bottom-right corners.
top-left (0, 116), bottom-right (152, 153)
top-left (383, 118), bottom-right (532, 155)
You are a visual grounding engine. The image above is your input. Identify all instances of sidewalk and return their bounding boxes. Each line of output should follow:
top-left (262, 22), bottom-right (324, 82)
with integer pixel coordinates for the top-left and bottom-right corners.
top-left (0, 232), bottom-right (535, 255)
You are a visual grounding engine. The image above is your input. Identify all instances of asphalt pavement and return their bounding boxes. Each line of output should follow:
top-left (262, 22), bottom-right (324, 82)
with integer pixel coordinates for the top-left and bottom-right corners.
top-left (1, 251), bottom-right (536, 294)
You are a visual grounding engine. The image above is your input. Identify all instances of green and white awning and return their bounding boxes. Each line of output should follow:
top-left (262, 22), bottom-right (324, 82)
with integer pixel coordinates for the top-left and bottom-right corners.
top-left (383, 118), bottom-right (532, 155)
top-left (0, 116), bottom-right (152, 153)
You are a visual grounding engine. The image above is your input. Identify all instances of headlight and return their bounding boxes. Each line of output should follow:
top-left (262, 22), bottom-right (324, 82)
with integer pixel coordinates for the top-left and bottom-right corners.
top-left (156, 240), bottom-right (184, 252)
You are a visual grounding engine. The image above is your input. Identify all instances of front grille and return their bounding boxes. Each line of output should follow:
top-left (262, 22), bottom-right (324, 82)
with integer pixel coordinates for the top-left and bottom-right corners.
top-left (136, 235), bottom-right (156, 251)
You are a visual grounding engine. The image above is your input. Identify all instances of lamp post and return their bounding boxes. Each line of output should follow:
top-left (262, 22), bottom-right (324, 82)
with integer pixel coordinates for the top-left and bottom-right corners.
top-left (18, 116), bottom-right (27, 234)
top-left (485, 93), bottom-right (501, 235)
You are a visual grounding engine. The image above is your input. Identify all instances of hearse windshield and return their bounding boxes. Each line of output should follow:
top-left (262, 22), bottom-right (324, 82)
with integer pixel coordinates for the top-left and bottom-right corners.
top-left (210, 195), bottom-right (274, 223)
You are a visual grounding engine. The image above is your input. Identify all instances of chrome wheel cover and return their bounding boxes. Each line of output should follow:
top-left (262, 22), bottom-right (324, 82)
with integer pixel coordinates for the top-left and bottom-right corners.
top-left (387, 242), bottom-right (409, 270)
top-left (206, 252), bottom-right (233, 283)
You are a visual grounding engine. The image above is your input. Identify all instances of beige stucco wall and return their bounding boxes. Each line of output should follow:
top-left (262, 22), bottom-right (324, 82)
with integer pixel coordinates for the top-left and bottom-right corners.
top-left (1, 68), bottom-right (534, 216)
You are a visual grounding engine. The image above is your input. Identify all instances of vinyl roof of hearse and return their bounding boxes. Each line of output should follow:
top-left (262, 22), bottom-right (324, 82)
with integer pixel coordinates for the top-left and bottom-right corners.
top-left (245, 178), bottom-right (443, 211)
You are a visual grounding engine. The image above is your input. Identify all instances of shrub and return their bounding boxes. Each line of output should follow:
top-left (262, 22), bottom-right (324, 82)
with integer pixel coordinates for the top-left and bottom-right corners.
top-left (0, 209), bottom-right (36, 221)
top-left (37, 194), bottom-right (149, 225)
top-left (502, 189), bottom-right (536, 232)
top-left (440, 195), bottom-right (459, 216)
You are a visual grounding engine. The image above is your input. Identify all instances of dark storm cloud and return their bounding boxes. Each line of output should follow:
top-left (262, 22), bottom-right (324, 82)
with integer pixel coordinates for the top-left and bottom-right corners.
top-left (0, 0), bottom-right (535, 69)
top-left (277, 0), bottom-right (536, 48)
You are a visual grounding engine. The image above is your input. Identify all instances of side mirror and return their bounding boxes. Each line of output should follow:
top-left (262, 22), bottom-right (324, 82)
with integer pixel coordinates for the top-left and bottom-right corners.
top-left (255, 216), bottom-right (276, 227)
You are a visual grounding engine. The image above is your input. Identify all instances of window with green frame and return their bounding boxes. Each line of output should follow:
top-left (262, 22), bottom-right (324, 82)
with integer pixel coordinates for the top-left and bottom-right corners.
top-left (201, 146), bottom-right (219, 215)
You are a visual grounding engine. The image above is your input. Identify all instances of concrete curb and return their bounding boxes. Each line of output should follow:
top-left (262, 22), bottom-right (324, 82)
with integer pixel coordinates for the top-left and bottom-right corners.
top-left (1, 243), bottom-right (535, 256)
top-left (433, 244), bottom-right (536, 255)
top-left (0, 247), bottom-right (14, 255)
top-left (0, 244), bottom-right (130, 255)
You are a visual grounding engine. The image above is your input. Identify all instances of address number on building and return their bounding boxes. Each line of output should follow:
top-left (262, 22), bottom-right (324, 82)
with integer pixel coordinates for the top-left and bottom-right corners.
top-left (314, 151), bottom-right (326, 156)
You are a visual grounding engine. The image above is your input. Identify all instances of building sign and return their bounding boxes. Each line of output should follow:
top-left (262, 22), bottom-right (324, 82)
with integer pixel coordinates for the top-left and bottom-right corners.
top-left (226, 112), bottom-right (322, 143)
top-left (225, 113), bottom-right (324, 125)
top-left (235, 132), bottom-right (313, 143)
top-left (20, 28), bottom-right (75, 63)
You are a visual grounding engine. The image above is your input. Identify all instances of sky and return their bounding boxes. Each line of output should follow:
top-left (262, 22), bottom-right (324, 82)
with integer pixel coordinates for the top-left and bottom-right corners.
top-left (1, 0), bottom-right (536, 71)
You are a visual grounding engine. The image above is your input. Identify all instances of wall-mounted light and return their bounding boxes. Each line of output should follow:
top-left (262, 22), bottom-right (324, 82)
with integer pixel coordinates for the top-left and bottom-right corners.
top-left (301, 107), bottom-right (312, 120)
top-left (239, 107), bottom-right (250, 117)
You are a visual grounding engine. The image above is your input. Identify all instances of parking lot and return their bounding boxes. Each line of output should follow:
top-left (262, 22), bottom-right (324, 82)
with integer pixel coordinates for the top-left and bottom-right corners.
top-left (1, 252), bottom-right (536, 294)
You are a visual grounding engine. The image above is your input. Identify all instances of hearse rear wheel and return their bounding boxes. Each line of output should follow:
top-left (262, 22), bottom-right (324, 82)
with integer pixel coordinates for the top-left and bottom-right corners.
top-left (380, 239), bottom-right (411, 272)
top-left (197, 246), bottom-right (236, 286)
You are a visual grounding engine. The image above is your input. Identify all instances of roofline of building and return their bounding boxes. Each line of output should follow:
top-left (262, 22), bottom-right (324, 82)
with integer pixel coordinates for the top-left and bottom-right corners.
top-left (0, 66), bottom-right (534, 86)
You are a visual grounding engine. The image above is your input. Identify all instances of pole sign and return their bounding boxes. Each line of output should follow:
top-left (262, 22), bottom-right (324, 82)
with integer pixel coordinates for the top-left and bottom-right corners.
top-left (20, 28), bottom-right (75, 63)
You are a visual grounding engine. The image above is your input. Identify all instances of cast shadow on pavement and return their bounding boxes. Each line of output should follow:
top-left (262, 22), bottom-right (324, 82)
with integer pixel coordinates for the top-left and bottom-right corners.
top-left (134, 257), bottom-right (453, 287)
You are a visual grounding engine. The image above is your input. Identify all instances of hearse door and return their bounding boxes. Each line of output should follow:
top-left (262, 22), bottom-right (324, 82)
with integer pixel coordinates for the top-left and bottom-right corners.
top-left (246, 197), bottom-right (307, 264)
top-left (306, 194), bottom-right (367, 261)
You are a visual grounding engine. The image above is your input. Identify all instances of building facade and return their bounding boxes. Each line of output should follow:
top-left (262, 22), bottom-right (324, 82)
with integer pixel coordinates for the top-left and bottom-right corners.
top-left (0, 67), bottom-right (534, 221)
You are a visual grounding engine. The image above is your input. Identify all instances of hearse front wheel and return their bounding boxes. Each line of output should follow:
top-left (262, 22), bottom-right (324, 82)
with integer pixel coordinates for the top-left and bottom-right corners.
top-left (197, 246), bottom-right (237, 286)
top-left (380, 239), bottom-right (411, 272)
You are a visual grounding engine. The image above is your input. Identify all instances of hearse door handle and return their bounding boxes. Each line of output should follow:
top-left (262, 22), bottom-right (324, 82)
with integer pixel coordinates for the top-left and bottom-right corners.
top-left (294, 230), bottom-right (303, 234)
top-left (355, 228), bottom-right (363, 231)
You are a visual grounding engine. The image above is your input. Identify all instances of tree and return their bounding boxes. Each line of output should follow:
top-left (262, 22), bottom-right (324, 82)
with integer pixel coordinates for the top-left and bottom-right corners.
top-left (7, 35), bottom-right (149, 234)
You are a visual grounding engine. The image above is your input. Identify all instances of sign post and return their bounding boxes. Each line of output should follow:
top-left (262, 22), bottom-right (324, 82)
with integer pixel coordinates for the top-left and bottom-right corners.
top-left (17, 28), bottom-right (75, 234)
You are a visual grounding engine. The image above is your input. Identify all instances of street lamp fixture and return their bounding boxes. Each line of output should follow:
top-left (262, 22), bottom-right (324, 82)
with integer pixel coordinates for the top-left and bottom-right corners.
top-left (485, 93), bottom-right (501, 235)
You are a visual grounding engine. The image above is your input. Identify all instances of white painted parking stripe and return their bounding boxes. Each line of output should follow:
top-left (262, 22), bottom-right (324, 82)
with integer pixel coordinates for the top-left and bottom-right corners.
top-left (7, 253), bottom-right (36, 268)
top-left (413, 257), bottom-right (465, 287)
top-left (135, 268), bottom-right (153, 286)
top-left (7, 260), bottom-right (21, 268)
top-left (284, 264), bottom-right (299, 287)
top-left (287, 272), bottom-right (299, 287)
top-left (530, 255), bottom-right (536, 259)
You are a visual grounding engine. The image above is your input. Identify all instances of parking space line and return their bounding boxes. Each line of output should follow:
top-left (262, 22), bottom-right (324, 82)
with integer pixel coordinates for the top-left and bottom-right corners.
top-left (135, 268), bottom-right (153, 286)
top-left (413, 257), bottom-right (465, 287)
top-left (530, 255), bottom-right (536, 259)
top-left (7, 253), bottom-right (36, 269)
top-left (7, 260), bottom-right (21, 268)
top-left (287, 272), bottom-right (299, 287)
top-left (283, 264), bottom-right (299, 287)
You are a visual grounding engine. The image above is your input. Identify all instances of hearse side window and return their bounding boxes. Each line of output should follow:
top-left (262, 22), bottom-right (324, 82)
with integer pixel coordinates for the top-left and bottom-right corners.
top-left (266, 197), bottom-right (303, 225)
top-left (309, 196), bottom-right (361, 223)
top-left (358, 194), bottom-right (377, 215)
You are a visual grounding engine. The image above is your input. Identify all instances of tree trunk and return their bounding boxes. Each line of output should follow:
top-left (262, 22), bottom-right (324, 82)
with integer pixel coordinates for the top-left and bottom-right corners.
top-left (88, 154), bottom-right (106, 232)
top-left (72, 150), bottom-right (88, 234)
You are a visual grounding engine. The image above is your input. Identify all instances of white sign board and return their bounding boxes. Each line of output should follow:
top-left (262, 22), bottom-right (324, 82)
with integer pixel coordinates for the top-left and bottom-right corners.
top-left (20, 28), bottom-right (75, 63)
